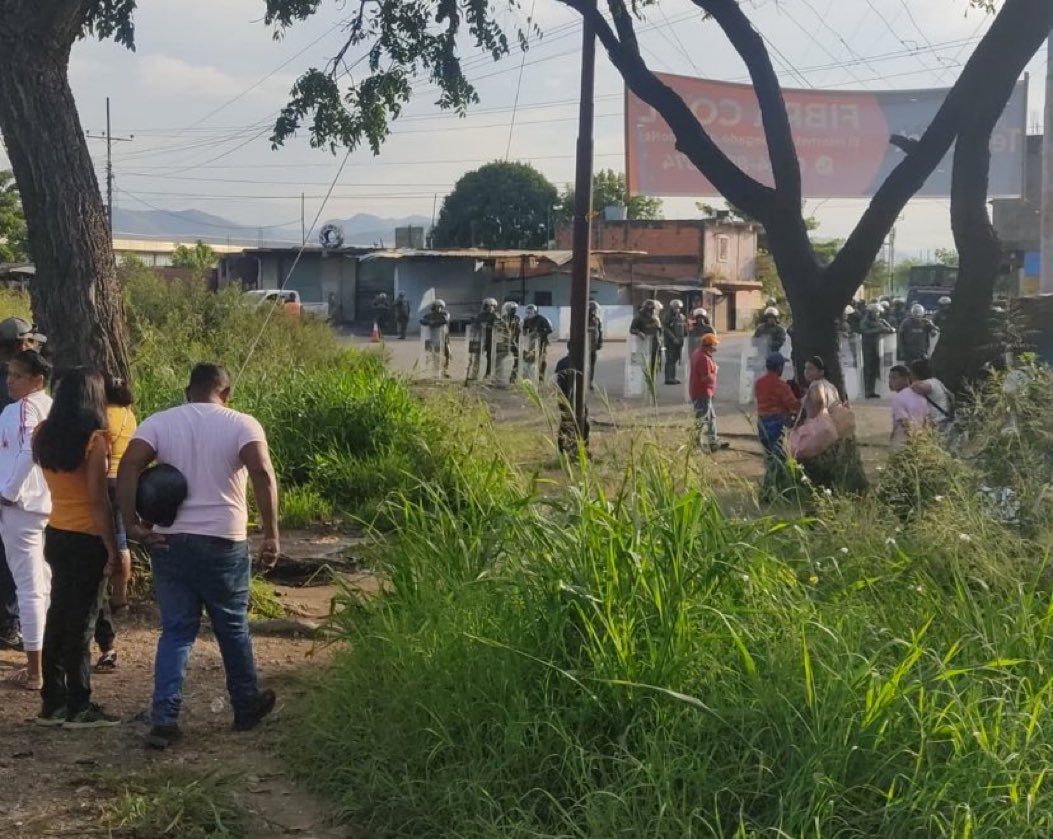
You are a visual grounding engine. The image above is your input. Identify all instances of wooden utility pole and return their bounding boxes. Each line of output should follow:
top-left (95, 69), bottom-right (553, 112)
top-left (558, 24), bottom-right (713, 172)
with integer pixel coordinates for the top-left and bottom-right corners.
top-left (86, 97), bottom-right (132, 233)
top-left (1042, 33), bottom-right (1053, 293)
top-left (569, 8), bottom-right (597, 429)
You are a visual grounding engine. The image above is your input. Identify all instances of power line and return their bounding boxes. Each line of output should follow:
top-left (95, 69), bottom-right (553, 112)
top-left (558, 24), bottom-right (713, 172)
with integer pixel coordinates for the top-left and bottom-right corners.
top-left (505, 0), bottom-right (538, 159)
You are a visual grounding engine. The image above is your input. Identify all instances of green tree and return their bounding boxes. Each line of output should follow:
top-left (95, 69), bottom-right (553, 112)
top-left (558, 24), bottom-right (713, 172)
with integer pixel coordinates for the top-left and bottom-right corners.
top-left (432, 162), bottom-right (558, 249)
top-left (0, 170), bottom-right (28, 263)
top-left (0, 0), bottom-right (1044, 385)
top-left (934, 247), bottom-right (959, 266)
top-left (171, 240), bottom-right (218, 274)
top-left (560, 169), bottom-right (662, 224)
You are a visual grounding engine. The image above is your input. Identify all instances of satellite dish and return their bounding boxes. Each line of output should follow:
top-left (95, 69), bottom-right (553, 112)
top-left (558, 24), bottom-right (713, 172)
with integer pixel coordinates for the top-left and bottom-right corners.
top-left (319, 223), bottom-right (344, 249)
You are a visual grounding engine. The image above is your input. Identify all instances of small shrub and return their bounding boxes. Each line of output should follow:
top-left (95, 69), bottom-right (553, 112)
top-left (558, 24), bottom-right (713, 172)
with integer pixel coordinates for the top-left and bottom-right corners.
top-left (249, 576), bottom-right (284, 619)
top-left (100, 768), bottom-right (246, 838)
top-left (281, 485), bottom-right (334, 529)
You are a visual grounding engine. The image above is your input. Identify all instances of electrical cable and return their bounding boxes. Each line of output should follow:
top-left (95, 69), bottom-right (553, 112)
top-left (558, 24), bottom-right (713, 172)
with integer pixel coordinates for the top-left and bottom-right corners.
top-left (505, 0), bottom-right (538, 160)
top-left (231, 147), bottom-right (354, 387)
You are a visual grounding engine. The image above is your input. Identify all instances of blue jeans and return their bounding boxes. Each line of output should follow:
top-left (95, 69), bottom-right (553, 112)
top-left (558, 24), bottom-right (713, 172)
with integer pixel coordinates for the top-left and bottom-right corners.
top-left (693, 395), bottom-right (719, 447)
top-left (150, 535), bottom-right (259, 726)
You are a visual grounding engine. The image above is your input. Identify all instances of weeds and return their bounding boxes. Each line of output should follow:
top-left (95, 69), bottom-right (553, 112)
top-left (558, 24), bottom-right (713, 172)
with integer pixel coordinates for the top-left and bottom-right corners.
top-left (286, 441), bottom-right (1053, 837)
top-left (99, 767), bottom-right (246, 838)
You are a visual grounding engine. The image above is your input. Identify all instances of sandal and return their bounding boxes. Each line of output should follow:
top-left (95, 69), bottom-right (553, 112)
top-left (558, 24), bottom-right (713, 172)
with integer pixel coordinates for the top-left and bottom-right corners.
top-left (5, 667), bottom-right (42, 691)
top-left (94, 650), bottom-right (118, 673)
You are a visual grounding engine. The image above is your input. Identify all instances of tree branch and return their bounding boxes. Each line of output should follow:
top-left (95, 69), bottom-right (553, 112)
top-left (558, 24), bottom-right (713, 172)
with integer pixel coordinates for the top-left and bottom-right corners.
top-left (828, 0), bottom-right (1052, 298)
top-left (691, 0), bottom-right (801, 205)
top-left (560, 0), bottom-right (772, 214)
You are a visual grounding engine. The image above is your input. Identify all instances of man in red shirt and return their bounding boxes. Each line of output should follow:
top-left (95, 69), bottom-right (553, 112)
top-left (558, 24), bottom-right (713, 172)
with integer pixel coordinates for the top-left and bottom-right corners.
top-left (689, 333), bottom-right (729, 452)
top-left (754, 352), bottom-right (800, 501)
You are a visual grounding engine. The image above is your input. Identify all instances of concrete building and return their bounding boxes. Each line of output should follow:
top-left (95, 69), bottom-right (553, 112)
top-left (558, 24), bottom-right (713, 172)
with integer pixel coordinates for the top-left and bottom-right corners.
top-left (217, 247), bottom-right (639, 332)
top-left (112, 237), bottom-right (243, 268)
top-left (556, 218), bottom-right (763, 331)
top-left (992, 135), bottom-right (1042, 294)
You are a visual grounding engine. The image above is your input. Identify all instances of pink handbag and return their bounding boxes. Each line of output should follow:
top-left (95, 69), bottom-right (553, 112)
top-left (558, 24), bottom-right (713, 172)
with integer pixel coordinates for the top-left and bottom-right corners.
top-left (789, 413), bottom-right (839, 461)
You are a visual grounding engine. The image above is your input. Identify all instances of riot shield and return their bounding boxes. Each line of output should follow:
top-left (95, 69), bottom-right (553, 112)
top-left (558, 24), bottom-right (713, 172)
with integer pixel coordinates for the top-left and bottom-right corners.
top-left (520, 331), bottom-right (540, 385)
top-left (623, 334), bottom-right (649, 397)
top-left (464, 322), bottom-right (487, 383)
top-left (876, 332), bottom-right (898, 398)
top-left (419, 324), bottom-right (449, 379)
top-left (492, 319), bottom-right (515, 387)
top-left (737, 338), bottom-right (771, 405)
top-left (839, 334), bottom-right (864, 402)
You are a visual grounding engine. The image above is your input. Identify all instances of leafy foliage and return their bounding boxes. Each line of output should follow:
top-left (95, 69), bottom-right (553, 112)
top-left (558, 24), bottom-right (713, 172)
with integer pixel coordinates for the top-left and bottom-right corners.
top-left (559, 169), bottom-right (663, 223)
top-left (0, 171), bottom-right (28, 263)
top-left (80, 0), bottom-right (138, 50)
top-left (171, 240), bottom-right (218, 274)
top-left (267, 0), bottom-right (525, 153)
top-left (431, 161), bottom-right (558, 249)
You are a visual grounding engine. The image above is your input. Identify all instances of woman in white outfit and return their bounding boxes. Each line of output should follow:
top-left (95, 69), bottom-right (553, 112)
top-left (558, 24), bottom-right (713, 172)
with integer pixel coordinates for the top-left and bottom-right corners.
top-left (0, 350), bottom-right (53, 689)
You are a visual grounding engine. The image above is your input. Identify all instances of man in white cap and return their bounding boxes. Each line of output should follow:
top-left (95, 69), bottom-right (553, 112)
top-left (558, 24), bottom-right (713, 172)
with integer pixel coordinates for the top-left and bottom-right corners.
top-left (753, 307), bottom-right (787, 354)
top-left (897, 303), bottom-right (939, 363)
top-left (0, 317), bottom-right (46, 650)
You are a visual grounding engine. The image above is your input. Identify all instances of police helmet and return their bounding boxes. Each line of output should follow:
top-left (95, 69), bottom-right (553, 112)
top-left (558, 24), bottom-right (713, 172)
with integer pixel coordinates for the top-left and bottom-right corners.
top-left (763, 306), bottom-right (779, 318)
top-left (910, 303), bottom-right (925, 317)
top-left (692, 307), bottom-right (708, 319)
top-left (938, 296), bottom-right (952, 306)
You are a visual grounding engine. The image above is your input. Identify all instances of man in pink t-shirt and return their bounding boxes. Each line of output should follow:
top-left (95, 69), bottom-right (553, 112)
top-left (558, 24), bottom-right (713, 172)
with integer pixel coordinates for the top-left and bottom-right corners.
top-left (888, 364), bottom-right (929, 450)
top-left (117, 364), bottom-right (279, 750)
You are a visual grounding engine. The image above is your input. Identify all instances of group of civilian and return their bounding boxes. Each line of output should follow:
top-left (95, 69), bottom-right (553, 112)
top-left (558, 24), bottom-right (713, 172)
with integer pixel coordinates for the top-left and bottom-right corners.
top-left (0, 315), bottom-right (280, 748)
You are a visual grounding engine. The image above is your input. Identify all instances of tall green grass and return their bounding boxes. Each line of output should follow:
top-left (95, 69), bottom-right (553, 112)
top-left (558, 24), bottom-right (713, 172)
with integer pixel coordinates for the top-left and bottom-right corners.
top-left (119, 264), bottom-right (464, 526)
top-left (287, 447), bottom-right (1053, 837)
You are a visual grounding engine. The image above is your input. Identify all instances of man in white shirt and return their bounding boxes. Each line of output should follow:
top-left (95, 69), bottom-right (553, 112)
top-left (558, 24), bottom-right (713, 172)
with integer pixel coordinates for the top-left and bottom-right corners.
top-left (117, 364), bottom-right (279, 750)
top-left (888, 364), bottom-right (929, 450)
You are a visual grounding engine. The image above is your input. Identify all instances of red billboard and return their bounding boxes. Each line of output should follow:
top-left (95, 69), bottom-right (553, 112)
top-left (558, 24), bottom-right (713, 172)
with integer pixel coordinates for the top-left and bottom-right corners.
top-left (625, 73), bottom-right (1027, 199)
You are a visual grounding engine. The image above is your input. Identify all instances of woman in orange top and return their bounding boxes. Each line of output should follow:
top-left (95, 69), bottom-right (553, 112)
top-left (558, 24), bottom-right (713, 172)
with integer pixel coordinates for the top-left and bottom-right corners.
top-left (93, 373), bottom-right (138, 673)
top-left (32, 369), bottom-right (125, 729)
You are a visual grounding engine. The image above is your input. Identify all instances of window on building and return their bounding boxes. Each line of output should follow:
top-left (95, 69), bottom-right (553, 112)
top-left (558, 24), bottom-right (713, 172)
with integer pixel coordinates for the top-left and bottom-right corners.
top-left (717, 235), bottom-right (730, 263)
top-left (534, 291), bottom-right (553, 307)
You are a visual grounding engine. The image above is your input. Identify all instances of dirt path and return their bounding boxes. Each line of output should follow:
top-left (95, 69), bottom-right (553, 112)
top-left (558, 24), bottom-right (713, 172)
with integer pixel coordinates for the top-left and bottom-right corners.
top-left (0, 532), bottom-right (366, 838)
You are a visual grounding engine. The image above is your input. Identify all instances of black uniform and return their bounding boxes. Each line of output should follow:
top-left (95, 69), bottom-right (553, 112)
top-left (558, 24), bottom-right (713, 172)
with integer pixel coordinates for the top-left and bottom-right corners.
top-left (629, 311), bottom-right (662, 380)
top-left (753, 319), bottom-right (787, 354)
top-left (555, 353), bottom-right (589, 455)
top-left (662, 309), bottom-right (687, 384)
top-left (587, 313), bottom-right (603, 389)
top-left (687, 317), bottom-right (715, 357)
top-left (898, 315), bottom-right (938, 362)
top-left (522, 313), bottom-right (554, 379)
top-left (394, 295), bottom-right (411, 339)
top-left (860, 312), bottom-right (894, 397)
top-left (473, 309), bottom-right (498, 378)
top-left (372, 294), bottom-right (391, 333)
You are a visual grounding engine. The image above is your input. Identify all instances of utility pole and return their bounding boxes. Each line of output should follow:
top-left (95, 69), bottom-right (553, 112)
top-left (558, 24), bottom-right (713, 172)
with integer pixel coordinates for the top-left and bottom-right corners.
top-left (887, 226), bottom-right (896, 296)
top-left (301, 192), bottom-right (306, 247)
top-left (86, 97), bottom-right (133, 234)
top-left (569, 5), bottom-right (597, 431)
top-left (1041, 32), bottom-right (1053, 293)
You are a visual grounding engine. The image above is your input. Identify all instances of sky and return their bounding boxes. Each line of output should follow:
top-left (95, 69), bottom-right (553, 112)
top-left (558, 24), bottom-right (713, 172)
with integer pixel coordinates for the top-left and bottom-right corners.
top-left (4, 0), bottom-right (1048, 255)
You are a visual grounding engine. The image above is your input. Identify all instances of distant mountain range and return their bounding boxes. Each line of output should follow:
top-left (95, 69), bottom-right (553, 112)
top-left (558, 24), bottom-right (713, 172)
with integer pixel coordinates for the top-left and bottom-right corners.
top-left (111, 208), bottom-right (432, 249)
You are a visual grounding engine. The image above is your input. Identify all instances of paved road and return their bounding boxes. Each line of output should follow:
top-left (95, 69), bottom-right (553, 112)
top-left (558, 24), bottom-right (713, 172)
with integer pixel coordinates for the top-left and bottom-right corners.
top-left (355, 333), bottom-right (753, 409)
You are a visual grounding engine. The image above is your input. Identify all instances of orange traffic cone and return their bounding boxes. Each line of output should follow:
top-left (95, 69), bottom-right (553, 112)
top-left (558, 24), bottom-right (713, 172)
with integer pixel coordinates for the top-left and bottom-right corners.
top-left (370, 321), bottom-right (381, 343)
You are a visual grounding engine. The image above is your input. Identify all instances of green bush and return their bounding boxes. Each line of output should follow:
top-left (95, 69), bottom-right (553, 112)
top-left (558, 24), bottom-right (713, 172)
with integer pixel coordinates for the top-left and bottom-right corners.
top-left (120, 266), bottom-right (445, 526)
top-left (285, 449), bottom-right (1053, 837)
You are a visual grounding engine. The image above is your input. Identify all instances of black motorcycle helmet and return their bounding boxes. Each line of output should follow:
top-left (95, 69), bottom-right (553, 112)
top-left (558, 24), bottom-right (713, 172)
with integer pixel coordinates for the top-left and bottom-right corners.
top-left (136, 463), bottom-right (189, 528)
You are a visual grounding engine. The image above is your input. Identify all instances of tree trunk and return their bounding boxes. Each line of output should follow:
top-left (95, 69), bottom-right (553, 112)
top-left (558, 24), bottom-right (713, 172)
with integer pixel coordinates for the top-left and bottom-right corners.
top-left (0, 18), bottom-right (130, 379)
top-left (931, 122), bottom-right (1003, 393)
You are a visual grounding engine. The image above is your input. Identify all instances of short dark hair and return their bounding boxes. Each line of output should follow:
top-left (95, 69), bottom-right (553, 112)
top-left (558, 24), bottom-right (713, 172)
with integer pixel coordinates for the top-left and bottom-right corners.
top-left (11, 349), bottom-right (52, 385)
top-left (909, 358), bottom-right (933, 380)
top-left (33, 368), bottom-right (107, 473)
top-left (188, 363), bottom-right (231, 398)
top-left (889, 364), bottom-right (910, 377)
top-left (806, 355), bottom-right (826, 372)
top-left (104, 372), bottom-right (134, 407)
